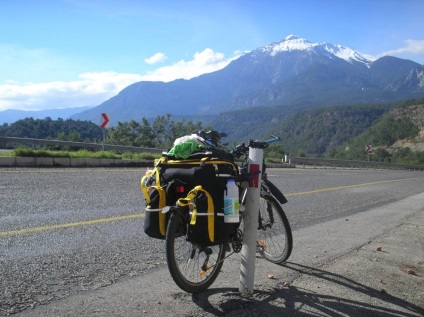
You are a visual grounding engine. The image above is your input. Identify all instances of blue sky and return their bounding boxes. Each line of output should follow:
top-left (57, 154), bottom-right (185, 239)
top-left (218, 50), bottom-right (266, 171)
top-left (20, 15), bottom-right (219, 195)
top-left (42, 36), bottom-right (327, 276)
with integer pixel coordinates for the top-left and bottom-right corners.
top-left (1, 0), bottom-right (424, 112)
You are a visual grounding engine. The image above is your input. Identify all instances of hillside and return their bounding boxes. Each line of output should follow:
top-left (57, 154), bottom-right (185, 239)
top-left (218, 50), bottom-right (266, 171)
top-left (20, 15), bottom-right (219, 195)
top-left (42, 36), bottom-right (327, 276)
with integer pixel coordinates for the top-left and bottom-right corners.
top-left (213, 99), bottom-right (424, 163)
top-left (0, 117), bottom-right (102, 142)
top-left (2, 99), bottom-right (424, 166)
top-left (391, 104), bottom-right (424, 152)
top-left (252, 104), bottom-right (391, 156)
top-left (327, 100), bottom-right (424, 164)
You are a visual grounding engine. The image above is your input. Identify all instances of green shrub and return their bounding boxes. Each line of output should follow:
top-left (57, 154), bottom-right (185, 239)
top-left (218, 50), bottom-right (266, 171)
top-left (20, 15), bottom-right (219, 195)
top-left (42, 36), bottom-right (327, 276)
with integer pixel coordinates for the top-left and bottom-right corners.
top-left (34, 149), bottom-right (50, 157)
top-left (93, 151), bottom-right (120, 159)
top-left (266, 157), bottom-right (283, 163)
top-left (69, 149), bottom-right (92, 158)
top-left (7, 147), bottom-right (159, 161)
top-left (12, 148), bottom-right (35, 157)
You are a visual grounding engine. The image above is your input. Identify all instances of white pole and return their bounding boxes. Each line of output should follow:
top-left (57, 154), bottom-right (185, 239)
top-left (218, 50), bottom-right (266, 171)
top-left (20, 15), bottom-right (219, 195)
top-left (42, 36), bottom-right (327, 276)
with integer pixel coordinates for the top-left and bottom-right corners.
top-left (102, 128), bottom-right (106, 151)
top-left (239, 146), bottom-right (263, 295)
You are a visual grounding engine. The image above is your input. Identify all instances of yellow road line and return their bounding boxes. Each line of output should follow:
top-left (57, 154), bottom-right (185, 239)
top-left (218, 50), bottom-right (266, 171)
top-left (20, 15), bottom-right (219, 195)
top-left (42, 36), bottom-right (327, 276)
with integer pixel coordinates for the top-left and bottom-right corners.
top-left (1, 177), bottom-right (421, 237)
top-left (285, 178), bottom-right (421, 197)
top-left (0, 213), bottom-right (145, 237)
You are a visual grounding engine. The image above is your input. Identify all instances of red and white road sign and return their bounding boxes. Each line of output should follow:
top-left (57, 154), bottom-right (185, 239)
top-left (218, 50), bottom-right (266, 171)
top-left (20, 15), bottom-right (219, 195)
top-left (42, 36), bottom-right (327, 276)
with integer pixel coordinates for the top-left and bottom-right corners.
top-left (365, 144), bottom-right (372, 152)
top-left (100, 113), bottom-right (110, 128)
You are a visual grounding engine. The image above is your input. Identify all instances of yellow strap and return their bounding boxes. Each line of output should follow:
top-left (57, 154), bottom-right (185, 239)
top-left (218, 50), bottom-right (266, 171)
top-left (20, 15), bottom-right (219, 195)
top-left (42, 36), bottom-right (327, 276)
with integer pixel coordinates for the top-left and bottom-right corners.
top-left (178, 185), bottom-right (215, 242)
top-left (144, 185), bottom-right (166, 236)
top-left (140, 166), bottom-right (166, 236)
top-left (140, 168), bottom-right (157, 203)
top-left (156, 186), bottom-right (166, 236)
top-left (190, 207), bottom-right (198, 224)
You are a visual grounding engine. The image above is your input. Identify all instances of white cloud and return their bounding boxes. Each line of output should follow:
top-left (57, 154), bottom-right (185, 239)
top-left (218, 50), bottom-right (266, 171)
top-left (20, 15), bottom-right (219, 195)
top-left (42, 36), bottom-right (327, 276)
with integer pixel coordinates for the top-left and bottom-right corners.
top-left (382, 39), bottom-right (424, 56)
top-left (0, 72), bottom-right (144, 111)
top-left (144, 52), bottom-right (167, 64)
top-left (0, 49), bottom-right (241, 111)
top-left (141, 48), bottom-right (240, 82)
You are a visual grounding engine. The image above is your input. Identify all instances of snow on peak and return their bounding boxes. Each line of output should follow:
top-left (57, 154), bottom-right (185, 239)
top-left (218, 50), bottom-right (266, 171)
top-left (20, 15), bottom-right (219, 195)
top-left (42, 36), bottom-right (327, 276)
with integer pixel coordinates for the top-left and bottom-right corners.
top-left (284, 34), bottom-right (302, 41)
top-left (260, 35), bottom-right (377, 65)
top-left (321, 42), bottom-right (377, 65)
top-left (265, 35), bottom-right (315, 55)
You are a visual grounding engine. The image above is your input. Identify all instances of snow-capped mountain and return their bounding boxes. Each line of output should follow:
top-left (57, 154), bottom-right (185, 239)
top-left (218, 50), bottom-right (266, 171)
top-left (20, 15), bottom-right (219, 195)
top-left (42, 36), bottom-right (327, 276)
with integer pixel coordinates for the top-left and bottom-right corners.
top-left (72, 35), bottom-right (424, 125)
top-left (258, 34), bottom-right (376, 66)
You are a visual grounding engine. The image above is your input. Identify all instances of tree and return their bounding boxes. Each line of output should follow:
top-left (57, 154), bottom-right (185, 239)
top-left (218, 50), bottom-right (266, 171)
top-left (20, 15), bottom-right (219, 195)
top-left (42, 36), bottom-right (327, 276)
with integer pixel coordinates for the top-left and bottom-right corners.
top-left (105, 114), bottom-right (204, 149)
top-left (152, 114), bottom-right (171, 148)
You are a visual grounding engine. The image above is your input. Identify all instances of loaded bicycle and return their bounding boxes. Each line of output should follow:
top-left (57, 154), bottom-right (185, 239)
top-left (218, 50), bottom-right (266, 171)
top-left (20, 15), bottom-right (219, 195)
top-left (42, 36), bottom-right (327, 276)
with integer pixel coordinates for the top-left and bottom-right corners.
top-left (141, 131), bottom-right (293, 293)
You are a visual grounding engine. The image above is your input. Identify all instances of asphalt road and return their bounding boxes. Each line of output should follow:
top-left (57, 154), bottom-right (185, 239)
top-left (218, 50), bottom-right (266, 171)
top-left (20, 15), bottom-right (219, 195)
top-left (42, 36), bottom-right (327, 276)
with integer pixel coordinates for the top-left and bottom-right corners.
top-left (1, 167), bottom-right (424, 316)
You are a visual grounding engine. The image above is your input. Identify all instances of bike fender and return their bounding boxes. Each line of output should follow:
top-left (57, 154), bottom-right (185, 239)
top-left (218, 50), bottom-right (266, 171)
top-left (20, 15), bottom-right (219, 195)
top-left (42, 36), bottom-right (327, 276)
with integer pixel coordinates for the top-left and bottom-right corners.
top-left (264, 179), bottom-right (288, 204)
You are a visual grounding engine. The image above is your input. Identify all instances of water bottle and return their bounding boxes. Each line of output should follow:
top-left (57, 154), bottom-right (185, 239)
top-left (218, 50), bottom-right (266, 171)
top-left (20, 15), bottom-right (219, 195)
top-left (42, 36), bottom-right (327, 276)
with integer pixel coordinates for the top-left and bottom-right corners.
top-left (224, 179), bottom-right (239, 223)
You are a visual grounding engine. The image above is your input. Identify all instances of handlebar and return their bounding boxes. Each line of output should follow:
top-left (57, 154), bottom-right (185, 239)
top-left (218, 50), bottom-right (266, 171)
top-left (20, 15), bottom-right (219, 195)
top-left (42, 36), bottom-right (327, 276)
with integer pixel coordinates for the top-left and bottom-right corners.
top-left (197, 130), bottom-right (227, 147)
top-left (265, 135), bottom-right (280, 144)
top-left (232, 135), bottom-right (280, 158)
top-left (195, 130), bottom-right (280, 158)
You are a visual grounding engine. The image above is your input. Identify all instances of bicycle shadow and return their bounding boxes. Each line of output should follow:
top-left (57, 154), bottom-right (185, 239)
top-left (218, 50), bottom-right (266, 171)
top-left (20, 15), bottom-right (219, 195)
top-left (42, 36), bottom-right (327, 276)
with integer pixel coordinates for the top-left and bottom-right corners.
top-left (191, 262), bottom-right (424, 316)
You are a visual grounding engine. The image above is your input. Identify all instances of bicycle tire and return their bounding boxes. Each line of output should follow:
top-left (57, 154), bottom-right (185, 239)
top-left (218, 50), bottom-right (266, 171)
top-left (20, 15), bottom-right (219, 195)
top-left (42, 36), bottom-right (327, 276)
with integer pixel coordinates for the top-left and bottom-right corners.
top-left (165, 208), bottom-right (226, 293)
top-left (257, 192), bottom-right (293, 263)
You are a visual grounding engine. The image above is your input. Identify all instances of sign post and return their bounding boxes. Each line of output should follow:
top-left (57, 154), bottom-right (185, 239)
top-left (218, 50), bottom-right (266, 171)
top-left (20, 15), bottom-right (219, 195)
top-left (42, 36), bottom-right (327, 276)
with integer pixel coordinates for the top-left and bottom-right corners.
top-left (239, 145), bottom-right (263, 296)
top-left (365, 144), bottom-right (372, 161)
top-left (100, 113), bottom-right (110, 151)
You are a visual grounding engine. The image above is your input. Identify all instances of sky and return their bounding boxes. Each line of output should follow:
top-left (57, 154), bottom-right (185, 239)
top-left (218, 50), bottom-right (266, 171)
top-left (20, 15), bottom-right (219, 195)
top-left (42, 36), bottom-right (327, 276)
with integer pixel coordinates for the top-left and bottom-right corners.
top-left (1, 0), bottom-right (424, 112)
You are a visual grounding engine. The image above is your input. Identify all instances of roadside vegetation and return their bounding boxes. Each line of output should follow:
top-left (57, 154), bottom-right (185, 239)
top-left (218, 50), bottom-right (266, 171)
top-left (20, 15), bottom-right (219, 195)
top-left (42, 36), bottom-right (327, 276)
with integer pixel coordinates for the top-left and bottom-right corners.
top-left (0, 148), bottom-right (160, 161)
top-left (1, 98), bottom-right (424, 165)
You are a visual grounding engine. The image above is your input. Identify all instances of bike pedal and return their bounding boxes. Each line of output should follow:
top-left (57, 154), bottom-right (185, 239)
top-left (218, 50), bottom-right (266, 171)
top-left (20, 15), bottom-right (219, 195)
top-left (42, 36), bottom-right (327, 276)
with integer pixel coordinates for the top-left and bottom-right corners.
top-left (200, 265), bottom-right (212, 276)
top-left (257, 240), bottom-right (267, 250)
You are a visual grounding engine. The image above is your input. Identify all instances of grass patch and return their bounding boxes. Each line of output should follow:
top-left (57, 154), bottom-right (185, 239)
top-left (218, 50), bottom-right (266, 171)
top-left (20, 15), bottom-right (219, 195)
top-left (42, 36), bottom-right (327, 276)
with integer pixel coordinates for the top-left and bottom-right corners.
top-left (12, 148), bottom-right (36, 157)
top-left (265, 157), bottom-right (284, 163)
top-left (68, 150), bottom-right (121, 159)
top-left (0, 151), bottom-right (13, 157)
top-left (4, 147), bottom-right (161, 160)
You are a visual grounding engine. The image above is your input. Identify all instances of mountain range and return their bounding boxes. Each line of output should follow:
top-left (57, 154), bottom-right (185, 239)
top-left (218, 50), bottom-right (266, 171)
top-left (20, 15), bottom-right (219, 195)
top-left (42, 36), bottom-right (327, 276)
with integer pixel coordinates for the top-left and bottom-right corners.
top-left (0, 106), bottom-right (94, 125)
top-left (70, 35), bottom-right (424, 125)
top-left (2, 35), bottom-right (423, 127)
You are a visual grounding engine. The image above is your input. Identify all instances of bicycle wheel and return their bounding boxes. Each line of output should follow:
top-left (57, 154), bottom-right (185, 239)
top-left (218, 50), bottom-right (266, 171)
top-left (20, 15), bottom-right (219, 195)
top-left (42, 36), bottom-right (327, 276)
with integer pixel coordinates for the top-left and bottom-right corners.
top-left (165, 208), bottom-right (226, 293)
top-left (257, 193), bottom-right (293, 264)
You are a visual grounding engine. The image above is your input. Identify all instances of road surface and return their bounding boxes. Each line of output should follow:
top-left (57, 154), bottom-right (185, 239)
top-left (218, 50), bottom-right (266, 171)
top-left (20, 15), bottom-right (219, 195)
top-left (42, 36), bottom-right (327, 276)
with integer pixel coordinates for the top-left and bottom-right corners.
top-left (1, 167), bottom-right (423, 316)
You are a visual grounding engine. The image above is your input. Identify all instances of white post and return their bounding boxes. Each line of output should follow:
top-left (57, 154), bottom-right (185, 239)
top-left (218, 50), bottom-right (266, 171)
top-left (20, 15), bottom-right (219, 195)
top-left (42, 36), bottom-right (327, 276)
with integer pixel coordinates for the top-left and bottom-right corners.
top-left (239, 146), bottom-right (263, 295)
top-left (102, 128), bottom-right (106, 151)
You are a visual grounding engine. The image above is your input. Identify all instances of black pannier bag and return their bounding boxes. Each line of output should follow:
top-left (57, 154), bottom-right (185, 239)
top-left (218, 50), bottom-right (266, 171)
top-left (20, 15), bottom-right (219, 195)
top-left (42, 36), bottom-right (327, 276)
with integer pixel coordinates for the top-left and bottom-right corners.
top-left (141, 170), bottom-right (167, 239)
top-left (142, 187), bottom-right (165, 238)
top-left (140, 154), bottom-right (240, 245)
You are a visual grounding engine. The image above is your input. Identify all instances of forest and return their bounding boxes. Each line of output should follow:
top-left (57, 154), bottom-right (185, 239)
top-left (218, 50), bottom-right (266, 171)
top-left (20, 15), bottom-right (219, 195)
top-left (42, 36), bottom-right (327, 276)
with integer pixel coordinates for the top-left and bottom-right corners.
top-left (0, 115), bottom-right (206, 151)
top-left (0, 117), bottom-right (103, 142)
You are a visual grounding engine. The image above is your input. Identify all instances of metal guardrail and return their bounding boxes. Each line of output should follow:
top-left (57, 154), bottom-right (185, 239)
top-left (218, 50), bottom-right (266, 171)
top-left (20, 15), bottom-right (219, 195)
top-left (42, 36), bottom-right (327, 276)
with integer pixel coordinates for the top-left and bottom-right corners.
top-left (0, 136), bottom-right (164, 154)
top-left (1, 137), bottom-right (423, 171)
top-left (291, 156), bottom-right (424, 171)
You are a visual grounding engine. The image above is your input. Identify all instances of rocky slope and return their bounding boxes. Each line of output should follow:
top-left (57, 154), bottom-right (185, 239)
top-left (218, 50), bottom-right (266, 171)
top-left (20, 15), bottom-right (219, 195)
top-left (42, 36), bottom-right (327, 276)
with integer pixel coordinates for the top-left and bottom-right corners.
top-left (391, 104), bottom-right (424, 151)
